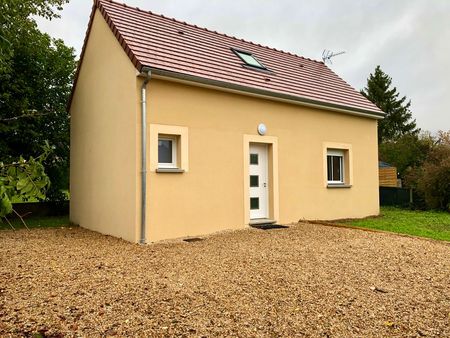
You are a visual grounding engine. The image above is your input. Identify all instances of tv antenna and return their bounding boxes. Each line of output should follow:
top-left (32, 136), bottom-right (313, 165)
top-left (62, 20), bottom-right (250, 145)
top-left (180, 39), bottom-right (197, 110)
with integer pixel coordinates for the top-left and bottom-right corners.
top-left (322, 50), bottom-right (346, 64)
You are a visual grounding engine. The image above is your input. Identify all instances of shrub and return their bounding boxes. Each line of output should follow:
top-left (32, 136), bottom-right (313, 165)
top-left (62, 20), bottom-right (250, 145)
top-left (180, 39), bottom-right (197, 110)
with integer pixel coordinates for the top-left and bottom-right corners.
top-left (0, 143), bottom-right (52, 218)
top-left (405, 131), bottom-right (450, 211)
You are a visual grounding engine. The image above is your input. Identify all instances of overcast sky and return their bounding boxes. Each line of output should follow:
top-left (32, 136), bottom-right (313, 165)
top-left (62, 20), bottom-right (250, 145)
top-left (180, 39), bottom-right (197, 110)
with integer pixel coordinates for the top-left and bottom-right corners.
top-left (36, 0), bottom-right (450, 132)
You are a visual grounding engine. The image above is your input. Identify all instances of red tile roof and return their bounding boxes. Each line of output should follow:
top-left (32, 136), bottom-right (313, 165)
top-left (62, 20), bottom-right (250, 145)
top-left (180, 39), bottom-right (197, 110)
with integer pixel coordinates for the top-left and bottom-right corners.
top-left (72, 0), bottom-right (383, 117)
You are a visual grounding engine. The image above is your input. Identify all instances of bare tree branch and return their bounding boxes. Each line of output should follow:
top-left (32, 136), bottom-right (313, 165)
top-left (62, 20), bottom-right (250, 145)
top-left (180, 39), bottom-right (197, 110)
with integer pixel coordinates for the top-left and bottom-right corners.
top-left (12, 209), bottom-right (29, 230)
top-left (0, 112), bottom-right (52, 122)
top-left (0, 34), bottom-right (11, 45)
top-left (2, 216), bottom-right (15, 230)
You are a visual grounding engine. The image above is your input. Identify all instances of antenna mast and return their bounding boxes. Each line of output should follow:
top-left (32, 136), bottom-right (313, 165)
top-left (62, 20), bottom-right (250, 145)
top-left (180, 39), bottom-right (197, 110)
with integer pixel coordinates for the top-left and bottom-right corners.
top-left (322, 50), bottom-right (346, 64)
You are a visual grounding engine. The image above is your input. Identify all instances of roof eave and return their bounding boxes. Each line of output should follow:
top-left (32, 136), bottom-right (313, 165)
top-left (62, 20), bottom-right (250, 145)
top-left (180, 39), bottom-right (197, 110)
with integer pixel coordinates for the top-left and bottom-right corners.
top-left (142, 68), bottom-right (385, 120)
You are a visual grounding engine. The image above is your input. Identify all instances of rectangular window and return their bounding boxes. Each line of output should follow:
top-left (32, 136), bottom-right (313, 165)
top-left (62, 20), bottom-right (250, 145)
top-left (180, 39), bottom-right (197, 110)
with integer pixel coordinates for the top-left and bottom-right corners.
top-left (158, 135), bottom-right (177, 168)
top-left (327, 149), bottom-right (344, 184)
top-left (250, 175), bottom-right (259, 187)
top-left (232, 49), bottom-right (267, 70)
top-left (250, 197), bottom-right (260, 210)
top-left (150, 124), bottom-right (188, 173)
top-left (250, 153), bottom-right (259, 165)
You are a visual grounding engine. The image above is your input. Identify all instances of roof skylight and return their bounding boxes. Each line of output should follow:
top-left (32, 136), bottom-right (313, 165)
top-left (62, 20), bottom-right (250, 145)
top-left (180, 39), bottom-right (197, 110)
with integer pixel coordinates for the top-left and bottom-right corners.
top-left (232, 49), bottom-right (266, 70)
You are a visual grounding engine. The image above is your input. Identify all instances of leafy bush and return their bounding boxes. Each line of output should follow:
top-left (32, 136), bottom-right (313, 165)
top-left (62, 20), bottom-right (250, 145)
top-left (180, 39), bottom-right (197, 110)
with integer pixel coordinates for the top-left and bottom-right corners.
top-left (405, 131), bottom-right (450, 211)
top-left (0, 142), bottom-right (52, 218)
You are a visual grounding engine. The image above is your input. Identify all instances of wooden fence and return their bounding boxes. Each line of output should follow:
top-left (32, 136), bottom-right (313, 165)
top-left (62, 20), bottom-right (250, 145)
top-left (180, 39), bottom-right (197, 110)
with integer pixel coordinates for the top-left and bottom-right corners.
top-left (379, 187), bottom-right (412, 207)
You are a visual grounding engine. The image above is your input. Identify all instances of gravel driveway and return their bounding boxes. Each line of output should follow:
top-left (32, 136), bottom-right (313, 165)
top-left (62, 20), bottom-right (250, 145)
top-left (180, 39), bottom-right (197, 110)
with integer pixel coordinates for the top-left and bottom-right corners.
top-left (1, 223), bottom-right (449, 337)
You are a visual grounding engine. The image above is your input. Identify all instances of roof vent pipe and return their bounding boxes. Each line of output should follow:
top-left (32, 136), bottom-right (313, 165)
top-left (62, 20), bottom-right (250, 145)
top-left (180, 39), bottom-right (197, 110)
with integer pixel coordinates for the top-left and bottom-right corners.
top-left (140, 67), bottom-right (152, 244)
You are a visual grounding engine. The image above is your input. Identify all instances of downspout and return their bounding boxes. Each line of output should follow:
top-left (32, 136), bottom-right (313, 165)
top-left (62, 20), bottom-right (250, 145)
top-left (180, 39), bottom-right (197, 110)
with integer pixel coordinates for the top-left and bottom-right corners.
top-left (140, 68), bottom-right (152, 244)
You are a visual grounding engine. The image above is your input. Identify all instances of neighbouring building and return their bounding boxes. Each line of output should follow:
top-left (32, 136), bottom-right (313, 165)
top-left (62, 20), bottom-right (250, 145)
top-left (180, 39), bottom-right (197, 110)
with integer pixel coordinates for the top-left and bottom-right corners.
top-left (69, 0), bottom-right (384, 243)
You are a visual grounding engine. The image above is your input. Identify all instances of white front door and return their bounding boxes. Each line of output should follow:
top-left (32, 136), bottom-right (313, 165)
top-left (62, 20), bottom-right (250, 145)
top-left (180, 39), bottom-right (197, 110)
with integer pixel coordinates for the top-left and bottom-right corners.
top-left (249, 143), bottom-right (269, 219)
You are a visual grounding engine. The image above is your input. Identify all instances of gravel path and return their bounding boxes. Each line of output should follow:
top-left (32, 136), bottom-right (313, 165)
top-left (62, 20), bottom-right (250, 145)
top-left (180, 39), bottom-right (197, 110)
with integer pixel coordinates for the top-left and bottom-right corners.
top-left (1, 223), bottom-right (449, 337)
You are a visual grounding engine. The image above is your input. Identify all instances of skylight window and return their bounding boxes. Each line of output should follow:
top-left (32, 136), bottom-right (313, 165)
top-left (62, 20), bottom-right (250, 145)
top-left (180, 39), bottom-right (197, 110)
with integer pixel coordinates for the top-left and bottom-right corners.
top-left (232, 49), bottom-right (266, 69)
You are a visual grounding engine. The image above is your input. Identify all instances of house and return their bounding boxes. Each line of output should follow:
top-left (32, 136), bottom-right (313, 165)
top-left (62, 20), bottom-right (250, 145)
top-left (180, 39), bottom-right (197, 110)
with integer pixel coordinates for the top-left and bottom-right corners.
top-left (378, 161), bottom-right (399, 187)
top-left (69, 0), bottom-right (384, 243)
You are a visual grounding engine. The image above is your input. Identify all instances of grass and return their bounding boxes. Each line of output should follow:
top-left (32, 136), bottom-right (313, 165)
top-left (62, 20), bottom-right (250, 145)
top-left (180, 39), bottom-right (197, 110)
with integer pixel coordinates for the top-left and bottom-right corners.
top-left (2, 207), bottom-right (449, 242)
top-left (340, 207), bottom-right (450, 242)
top-left (0, 215), bottom-right (70, 231)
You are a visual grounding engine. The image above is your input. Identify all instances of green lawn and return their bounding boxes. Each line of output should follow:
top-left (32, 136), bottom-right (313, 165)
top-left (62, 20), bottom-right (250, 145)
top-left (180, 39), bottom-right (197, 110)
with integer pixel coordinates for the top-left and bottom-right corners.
top-left (2, 208), bottom-right (450, 242)
top-left (0, 215), bottom-right (70, 231)
top-left (341, 207), bottom-right (450, 242)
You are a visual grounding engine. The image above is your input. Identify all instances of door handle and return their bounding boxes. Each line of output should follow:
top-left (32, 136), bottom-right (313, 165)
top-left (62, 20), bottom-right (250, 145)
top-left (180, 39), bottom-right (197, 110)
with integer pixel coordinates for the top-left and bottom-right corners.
top-left (263, 183), bottom-right (267, 187)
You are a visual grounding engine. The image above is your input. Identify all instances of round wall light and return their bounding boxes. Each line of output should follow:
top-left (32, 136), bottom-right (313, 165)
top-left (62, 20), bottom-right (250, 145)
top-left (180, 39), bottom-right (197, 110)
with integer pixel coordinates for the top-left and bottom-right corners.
top-left (257, 123), bottom-right (267, 136)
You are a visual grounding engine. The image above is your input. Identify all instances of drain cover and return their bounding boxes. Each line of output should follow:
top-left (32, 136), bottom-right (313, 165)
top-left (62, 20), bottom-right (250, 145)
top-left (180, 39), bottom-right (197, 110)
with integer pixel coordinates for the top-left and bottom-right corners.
top-left (252, 224), bottom-right (289, 230)
top-left (183, 237), bottom-right (204, 242)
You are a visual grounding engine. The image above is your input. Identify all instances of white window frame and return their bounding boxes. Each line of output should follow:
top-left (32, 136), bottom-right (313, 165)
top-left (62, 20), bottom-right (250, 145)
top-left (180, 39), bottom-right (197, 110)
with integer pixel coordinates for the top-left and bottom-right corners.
top-left (150, 124), bottom-right (189, 173)
top-left (158, 135), bottom-right (178, 169)
top-left (327, 149), bottom-right (345, 184)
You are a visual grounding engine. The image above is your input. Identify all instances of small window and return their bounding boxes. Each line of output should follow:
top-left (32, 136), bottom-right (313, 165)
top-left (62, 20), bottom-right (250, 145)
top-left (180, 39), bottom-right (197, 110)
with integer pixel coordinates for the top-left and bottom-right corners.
top-left (250, 197), bottom-right (260, 210)
top-left (250, 175), bottom-right (259, 187)
top-left (327, 149), bottom-right (344, 184)
top-left (250, 153), bottom-right (259, 165)
top-left (232, 49), bottom-right (266, 69)
top-left (158, 135), bottom-right (177, 168)
top-left (151, 124), bottom-right (188, 173)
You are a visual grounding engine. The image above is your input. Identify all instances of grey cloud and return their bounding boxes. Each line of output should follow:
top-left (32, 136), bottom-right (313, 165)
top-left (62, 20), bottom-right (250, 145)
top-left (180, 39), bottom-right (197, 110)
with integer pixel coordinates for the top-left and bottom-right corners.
top-left (35, 0), bottom-right (450, 132)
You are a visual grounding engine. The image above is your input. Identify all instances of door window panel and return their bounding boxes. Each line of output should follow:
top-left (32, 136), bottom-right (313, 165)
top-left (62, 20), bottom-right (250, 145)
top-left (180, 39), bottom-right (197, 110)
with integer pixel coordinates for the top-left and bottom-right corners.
top-left (250, 175), bottom-right (259, 187)
top-left (250, 197), bottom-right (259, 210)
top-left (250, 153), bottom-right (258, 165)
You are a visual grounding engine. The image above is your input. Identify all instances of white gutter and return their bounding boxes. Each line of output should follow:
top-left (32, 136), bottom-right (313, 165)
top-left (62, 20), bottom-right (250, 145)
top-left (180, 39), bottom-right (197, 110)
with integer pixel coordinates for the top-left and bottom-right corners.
top-left (139, 68), bottom-right (152, 244)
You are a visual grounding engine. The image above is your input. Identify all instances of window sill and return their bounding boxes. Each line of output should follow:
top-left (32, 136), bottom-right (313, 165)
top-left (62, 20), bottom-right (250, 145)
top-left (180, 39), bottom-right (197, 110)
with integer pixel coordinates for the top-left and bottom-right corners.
top-left (327, 183), bottom-right (352, 189)
top-left (156, 168), bottom-right (185, 173)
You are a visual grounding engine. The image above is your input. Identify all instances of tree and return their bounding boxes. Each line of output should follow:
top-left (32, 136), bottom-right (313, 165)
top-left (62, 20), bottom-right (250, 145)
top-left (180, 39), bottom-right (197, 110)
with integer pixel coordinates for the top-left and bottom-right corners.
top-left (0, 142), bottom-right (52, 227)
top-left (0, 0), bottom-right (69, 72)
top-left (405, 131), bottom-right (450, 211)
top-left (379, 132), bottom-right (433, 179)
top-left (361, 66), bottom-right (418, 143)
top-left (0, 0), bottom-right (75, 200)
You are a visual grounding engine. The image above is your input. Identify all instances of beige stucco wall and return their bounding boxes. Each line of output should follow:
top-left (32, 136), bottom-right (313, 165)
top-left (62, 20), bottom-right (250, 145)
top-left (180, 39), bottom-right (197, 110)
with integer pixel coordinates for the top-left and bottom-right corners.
top-left (70, 10), bottom-right (139, 242)
top-left (70, 11), bottom-right (379, 243)
top-left (143, 78), bottom-right (380, 242)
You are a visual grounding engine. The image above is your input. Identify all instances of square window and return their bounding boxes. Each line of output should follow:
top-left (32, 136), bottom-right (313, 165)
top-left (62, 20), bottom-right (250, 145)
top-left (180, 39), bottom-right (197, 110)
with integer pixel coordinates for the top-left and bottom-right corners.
top-left (250, 153), bottom-right (258, 165)
top-left (158, 136), bottom-right (177, 168)
top-left (250, 175), bottom-right (259, 187)
top-left (327, 149), bottom-right (344, 184)
top-left (151, 124), bottom-right (188, 173)
top-left (250, 197), bottom-right (259, 210)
